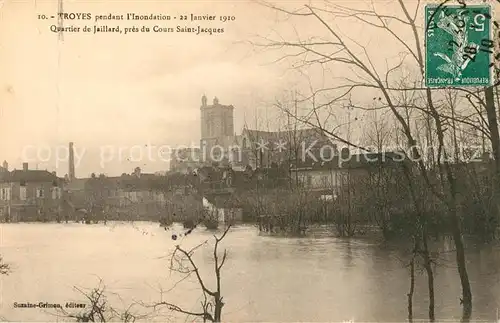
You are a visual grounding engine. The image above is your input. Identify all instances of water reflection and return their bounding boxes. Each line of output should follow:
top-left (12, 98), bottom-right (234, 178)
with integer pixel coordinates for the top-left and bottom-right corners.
top-left (0, 223), bottom-right (499, 322)
top-left (340, 239), bottom-right (354, 268)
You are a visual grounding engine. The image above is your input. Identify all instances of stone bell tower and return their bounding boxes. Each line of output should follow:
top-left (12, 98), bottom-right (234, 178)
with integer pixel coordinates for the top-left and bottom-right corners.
top-left (200, 95), bottom-right (234, 141)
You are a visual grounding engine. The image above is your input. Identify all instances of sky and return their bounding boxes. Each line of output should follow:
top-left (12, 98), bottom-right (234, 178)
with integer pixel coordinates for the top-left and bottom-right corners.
top-left (1, 0), bottom-right (293, 176)
top-left (1, 0), bottom-right (490, 177)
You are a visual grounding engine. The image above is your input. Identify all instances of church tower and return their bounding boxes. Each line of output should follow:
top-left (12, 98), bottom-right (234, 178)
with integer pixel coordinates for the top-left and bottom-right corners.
top-left (200, 95), bottom-right (234, 142)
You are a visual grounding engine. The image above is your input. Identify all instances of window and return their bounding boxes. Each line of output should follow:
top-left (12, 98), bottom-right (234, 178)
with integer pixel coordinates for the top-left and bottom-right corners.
top-left (51, 187), bottom-right (61, 199)
top-left (207, 113), bottom-right (213, 137)
top-left (307, 176), bottom-right (312, 186)
top-left (20, 186), bottom-right (27, 200)
top-left (321, 175), bottom-right (329, 188)
top-left (297, 175), bottom-right (307, 187)
top-left (0, 188), bottom-right (11, 200)
top-left (222, 117), bottom-right (226, 136)
top-left (36, 187), bottom-right (44, 198)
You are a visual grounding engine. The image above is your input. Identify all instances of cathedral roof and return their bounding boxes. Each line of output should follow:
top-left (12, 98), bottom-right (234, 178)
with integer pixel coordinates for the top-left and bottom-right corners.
top-left (242, 128), bottom-right (332, 147)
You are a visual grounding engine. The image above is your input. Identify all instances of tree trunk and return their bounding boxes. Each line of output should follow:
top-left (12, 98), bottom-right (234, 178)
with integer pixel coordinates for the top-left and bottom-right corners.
top-left (399, 156), bottom-right (436, 321)
top-left (449, 205), bottom-right (473, 321)
top-left (484, 87), bottom-right (500, 228)
top-left (485, 86), bottom-right (500, 166)
top-left (214, 294), bottom-right (223, 322)
top-left (407, 245), bottom-right (416, 323)
top-left (425, 85), bottom-right (472, 320)
top-left (422, 231), bottom-right (435, 322)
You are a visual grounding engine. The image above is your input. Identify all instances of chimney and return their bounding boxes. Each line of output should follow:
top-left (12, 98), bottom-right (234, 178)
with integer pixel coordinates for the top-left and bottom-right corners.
top-left (69, 142), bottom-right (75, 181)
top-left (2, 160), bottom-right (7, 170)
top-left (23, 162), bottom-right (28, 171)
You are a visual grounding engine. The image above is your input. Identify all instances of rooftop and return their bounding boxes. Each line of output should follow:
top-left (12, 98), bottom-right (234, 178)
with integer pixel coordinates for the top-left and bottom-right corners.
top-left (84, 173), bottom-right (167, 192)
top-left (0, 169), bottom-right (62, 183)
top-left (243, 128), bottom-right (332, 147)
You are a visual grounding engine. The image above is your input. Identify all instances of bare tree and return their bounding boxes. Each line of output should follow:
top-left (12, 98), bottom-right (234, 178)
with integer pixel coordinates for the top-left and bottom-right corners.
top-left (0, 256), bottom-right (10, 275)
top-left (253, 1), bottom-right (476, 319)
top-left (56, 279), bottom-right (147, 322)
top-left (148, 225), bottom-right (231, 323)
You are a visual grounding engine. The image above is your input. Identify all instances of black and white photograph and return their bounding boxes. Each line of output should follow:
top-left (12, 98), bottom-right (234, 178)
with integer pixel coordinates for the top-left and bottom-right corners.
top-left (1, 0), bottom-right (500, 322)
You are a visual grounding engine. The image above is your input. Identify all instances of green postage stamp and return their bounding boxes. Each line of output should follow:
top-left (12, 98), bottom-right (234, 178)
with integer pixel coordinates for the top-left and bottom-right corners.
top-left (425, 3), bottom-right (493, 87)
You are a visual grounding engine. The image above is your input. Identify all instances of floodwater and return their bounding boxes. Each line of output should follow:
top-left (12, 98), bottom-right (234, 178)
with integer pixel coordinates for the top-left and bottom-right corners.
top-left (0, 222), bottom-right (499, 322)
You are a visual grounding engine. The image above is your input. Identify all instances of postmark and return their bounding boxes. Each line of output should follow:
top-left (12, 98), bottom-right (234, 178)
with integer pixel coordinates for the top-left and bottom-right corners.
top-left (425, 3), bottom-right (493, 87)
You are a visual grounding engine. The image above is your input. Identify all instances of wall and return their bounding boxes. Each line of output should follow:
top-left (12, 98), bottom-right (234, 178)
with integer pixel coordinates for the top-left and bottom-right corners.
top-left (203, 196), bottom-right (224, 221)
top-left (0, 181), bottom-right (63, 222)
top-left (202, 197), bottom-right (242, 223)
top-left (119, 190), bottom-right (165, 206)
top-left (294, 169), bottom-right (343, 191)
top-left (201, 104), bottom-right (234, 140)
top-left (82, 188), bottom-right (166, 221)
top-left (293, 167), bottom-right (374, 193)
top-left (223, 106), bottom-right (234, 136)
top-left (221, 208), bottom-right (243, 223)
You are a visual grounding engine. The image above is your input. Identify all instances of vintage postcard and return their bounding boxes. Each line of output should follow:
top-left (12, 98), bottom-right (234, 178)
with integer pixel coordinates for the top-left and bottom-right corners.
top-left (1, 0), bottom-right (500, 322)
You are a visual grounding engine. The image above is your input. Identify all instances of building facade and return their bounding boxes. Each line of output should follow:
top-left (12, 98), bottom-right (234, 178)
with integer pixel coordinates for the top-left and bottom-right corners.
top-left (200, 95), bottom-right (235, 150)
top-left (83, 168), bottom-right (166, 221)
top-left (0, 163), bottom-right (65, 222)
